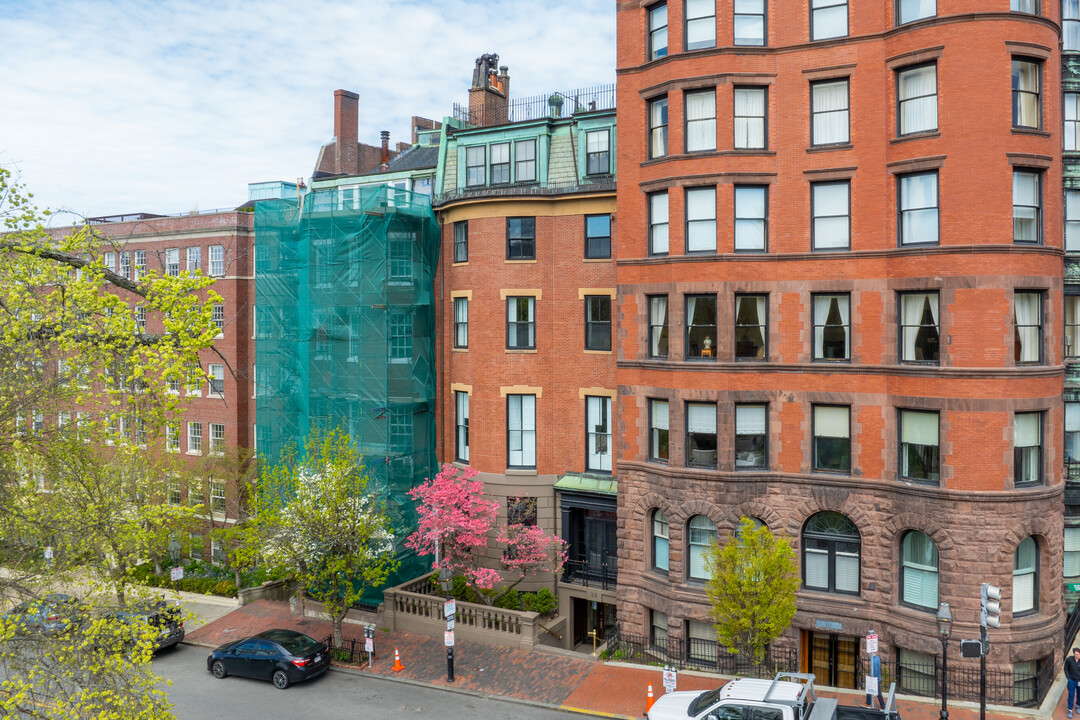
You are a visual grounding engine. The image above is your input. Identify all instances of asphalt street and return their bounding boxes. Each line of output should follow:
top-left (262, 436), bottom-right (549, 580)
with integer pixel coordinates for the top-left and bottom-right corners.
top-left (154, 643), bottom-right (589, 720)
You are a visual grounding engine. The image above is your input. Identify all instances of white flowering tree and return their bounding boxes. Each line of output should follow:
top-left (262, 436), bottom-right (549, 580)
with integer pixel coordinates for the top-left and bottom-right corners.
top-left (254, 428), bottom-right (397, 647)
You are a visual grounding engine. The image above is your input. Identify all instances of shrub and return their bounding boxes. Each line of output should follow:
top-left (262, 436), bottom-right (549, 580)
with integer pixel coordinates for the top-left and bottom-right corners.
top-left (523, 587), bottom-right (557, 617)
top-left (493, 589), bottom-right (519, 610)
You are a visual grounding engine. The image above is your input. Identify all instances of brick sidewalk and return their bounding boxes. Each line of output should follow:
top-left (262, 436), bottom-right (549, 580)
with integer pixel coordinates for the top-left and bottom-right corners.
top-left (186, 601), bottom-right (1063, 720)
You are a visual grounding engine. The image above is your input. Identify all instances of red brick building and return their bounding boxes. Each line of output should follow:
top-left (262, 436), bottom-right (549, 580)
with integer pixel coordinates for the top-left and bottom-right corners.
top-left (615, 0), bottom-right (1064, 693)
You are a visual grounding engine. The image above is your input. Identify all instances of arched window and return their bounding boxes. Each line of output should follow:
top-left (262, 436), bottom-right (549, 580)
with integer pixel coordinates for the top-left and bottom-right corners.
top-left (802, 511), bottom-right (860, 595)
top-left (900, 531), bottom-right (939, 610)
top-left (652, 509), bottom-right (669, 573)
top-left (1013, 536), bottom-right (1038, 615)
top-left (688, 515), bottom-right (717, 580)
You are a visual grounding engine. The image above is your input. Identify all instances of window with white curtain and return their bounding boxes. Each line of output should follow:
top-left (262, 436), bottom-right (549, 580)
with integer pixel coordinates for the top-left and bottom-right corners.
top-left (1014, 412), bottom-right (1042, 485)
top-left (688, 515), bottom-right (717, 579)
top-left (735, 404), bottom-right (767, 468)
top-left (901, 531), bottom-right (939, 609)
top-left (1067, 298), bottom-right (1080, 358)
top-left (813, 294), bottom-right (850, 361)
top-left (586, 396), bottom-right (612, 472)
top-left (1012, 59), bottom-right (1041, 129)
top-left (897, 64), bottom-right (937, 135)
top-left (507, 394), bottom-right (536, 468)
top-left (455, 391), bottom-right (469, 462)
top-left (1013, 291), bottom-right (1042, 364)
top-left (1067, 191), bottom-right (1080, 251)
top-left (1066, 527), bottom-right (1080, 580)
top-left (897, 0), bottom-right (935, 24)
top-left (734, 0), bottom-right (765, 45)
top-left (734, 87), bottom-right (766, 149)
top-left (735, 186), bottom-right (767, 251)
top-left (899, 172), bottom-right (938, 245)
top-left (802, 511), bottom-right (860, 594)
top-left (649, 192), bottom-right (669, 255)
top-left (1013, 170), bottom-right (1042, 243)
top-left (653, 509), bottom-right (670, 571)
top-left (649, 295), bottom-right (669, 358)
top-left (813, 405), bottom-right (851, 473)
top-left (1011, 0), bottom-right (1038, 12)
top-left (454, 221), bottom-right (468, 263)
top-left (735, 294), bottom-right (767, 359)
top-left (454, 297), bottom-right (468, 349)
top-left (686, 186), bottom-right (717, 252)
top-left (650, 97), bottom-right (669, 158)
top-left (811, 79), bottom-right (849, 145)
top-left (685, 90), bottom-right (716, 152)
top-left (899, 292), bottom-right (940, 363)
top-left (812, 181), bottom-right (851, 250)
top-left (1013, 536), bottom-right (1038, 614)
top-left (649, 3), bottom-right (668, 60)
top-left (1065, 402), bottom-right (1080, 463)
top-left (651, 399), bottom-right (669, 461)
top-left (685, 0), bottom-right (715, 50)
top-left (900, 410), bottom-right (939, 483)
top-left (811, 0), bottom-right (847, 40)
top-left (686, 294), bottom-right (718, 358)
top-left (1067, 1), bottom-right (1080, 52)
top-left (686, 402), bottom-right (717, 467)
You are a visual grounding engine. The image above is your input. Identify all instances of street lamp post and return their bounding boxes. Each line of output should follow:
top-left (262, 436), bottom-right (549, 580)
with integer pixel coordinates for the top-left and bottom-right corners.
top-left (937, 602), bottom-right (953, 720)
top-left (439, 567), bottom-right (455, 683)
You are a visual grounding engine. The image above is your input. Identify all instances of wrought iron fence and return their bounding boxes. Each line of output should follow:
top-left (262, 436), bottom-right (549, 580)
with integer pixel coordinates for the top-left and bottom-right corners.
top-left (604, 630), bottom-right (797, 678)
top-left (855, 654), bottom-right (1053, 708)
top-left (320, 635), bottom-right (369, 665)
top-left (452, 83), bottom-right (616, 127)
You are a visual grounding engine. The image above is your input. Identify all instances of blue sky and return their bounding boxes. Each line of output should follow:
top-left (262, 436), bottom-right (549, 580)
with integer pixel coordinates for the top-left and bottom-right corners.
top-left (0, 0), bottom-right (615, 222)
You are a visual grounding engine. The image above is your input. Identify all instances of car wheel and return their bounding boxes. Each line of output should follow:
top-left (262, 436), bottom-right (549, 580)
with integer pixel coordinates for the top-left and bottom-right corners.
top-left (211, 660), bottom-right (227, 679)
top-left (272, 669), bottom-right (290, 690)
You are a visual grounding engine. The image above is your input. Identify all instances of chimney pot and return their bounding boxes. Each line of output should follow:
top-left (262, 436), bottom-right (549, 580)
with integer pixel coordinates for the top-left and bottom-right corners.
top-left (380, 130), bottom-right (390, 169)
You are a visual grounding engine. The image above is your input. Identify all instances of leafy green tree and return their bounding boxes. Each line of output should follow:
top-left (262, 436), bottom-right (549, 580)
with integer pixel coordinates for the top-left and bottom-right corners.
top-left (253, 428), bottom-right (398, 647)
top-left (705, 516), bottom-right (799, 667)
top-left (188, 445), bottom-right (261, 589)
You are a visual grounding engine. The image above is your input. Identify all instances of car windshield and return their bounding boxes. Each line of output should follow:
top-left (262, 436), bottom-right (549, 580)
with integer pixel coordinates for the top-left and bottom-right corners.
top-left (688, 689), bottom-right (723, 717)
top-left (264, 631), bottom-right (321, 656)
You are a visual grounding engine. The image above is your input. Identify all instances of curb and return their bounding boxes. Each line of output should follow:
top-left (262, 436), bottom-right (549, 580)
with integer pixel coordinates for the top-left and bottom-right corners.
top-left (182, 640), bottom-right (635, 719)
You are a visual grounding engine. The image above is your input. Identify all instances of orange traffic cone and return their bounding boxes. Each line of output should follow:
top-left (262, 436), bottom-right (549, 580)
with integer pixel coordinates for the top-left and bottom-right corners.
top-left (392, 648), bottom-right (405, 672)
top-left (645, 683), bottom-right (655, 714)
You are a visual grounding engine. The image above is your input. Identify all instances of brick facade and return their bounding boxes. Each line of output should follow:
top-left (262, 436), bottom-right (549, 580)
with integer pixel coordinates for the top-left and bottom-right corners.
top-left (615, 0), bottom-right (1065, 678)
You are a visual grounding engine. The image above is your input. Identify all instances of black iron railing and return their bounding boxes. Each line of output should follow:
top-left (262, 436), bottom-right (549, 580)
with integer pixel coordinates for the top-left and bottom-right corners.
top-left (432, 176), bottom-right (615, 207)
top-left (856, 654), bottom-right (1053, 708)
top-left (604, 630), bottom-right (797, 678)
top-left (561, 558), bottom-right (617, 590)
top-left (452, 84), bottom-right (615, 128)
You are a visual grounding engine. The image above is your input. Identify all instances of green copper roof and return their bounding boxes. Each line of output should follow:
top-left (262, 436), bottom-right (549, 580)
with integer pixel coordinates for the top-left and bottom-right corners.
top-left (554, 474), bottom-right (617, 496)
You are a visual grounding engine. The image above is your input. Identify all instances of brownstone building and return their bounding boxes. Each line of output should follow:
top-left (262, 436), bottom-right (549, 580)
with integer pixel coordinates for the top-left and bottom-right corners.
top-left (615, 0), bottom-right (1064, 694)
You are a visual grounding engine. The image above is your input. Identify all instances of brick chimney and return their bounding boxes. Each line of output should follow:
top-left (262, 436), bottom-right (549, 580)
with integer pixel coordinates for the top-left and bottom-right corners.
top-left (334, 90), bottom-right (359, 175)
top-left (379, 130), bottom-right (390, 170)
top-left (468, 56), bottom-right (509, 126)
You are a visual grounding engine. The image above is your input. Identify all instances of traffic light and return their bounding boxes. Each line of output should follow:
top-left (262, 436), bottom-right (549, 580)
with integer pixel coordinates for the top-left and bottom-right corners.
top-left (980, 583), bottom-right (1001, 628)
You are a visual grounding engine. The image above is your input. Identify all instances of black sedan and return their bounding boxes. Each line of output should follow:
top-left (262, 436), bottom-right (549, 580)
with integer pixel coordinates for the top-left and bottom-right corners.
top-left (207, 629), bottom-right (330, 689)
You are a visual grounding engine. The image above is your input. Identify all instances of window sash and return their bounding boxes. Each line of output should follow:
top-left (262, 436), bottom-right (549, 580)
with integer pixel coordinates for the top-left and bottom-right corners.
top-left (813, 294), bottom-right (850, 360)
top-left (898, 65), bottom-right (938, 134)
top-left (811, 80), bottom-right (849, 145)
top-left (651, 400), bottom-right (670, 461)
top-left (585, 131), bottom-right (610, 175)
top-left (454, 222), bottom-right (468, 263)
top-left (466, 146), bottom-right (486, 186)
top-left (456, 392), bottom-right (469, 462)
top-left (1013, 171), bottom-right (1041, 243)
top-left (734, 87), bottom-right (766, 149)
top-left (585, 215), bottom-right (611, 259)
top-left (650, 98), bottom-right (669, 158)
top-left (507, 297), bottom-right (536, 349)
top-left (1013, 292), bottom-right (1042, 363)
top-left (735, 294), bottom-right (767, 359)
top-left (585, 296), bottom-right (612, 351)
top-left (685, 0), bottom-right (715, 50)
top-left (898, 0), bottom-right (935, 24)
top-left (508, 395), bottom-right (536, 468)
top-left (735, 186), bottom-right (767, 251)
top-left (734, 0), bottom-right (765, 45)
top-left (1012, 60), bottom-right (1041, 129)
top-left (685, 91), bottom-right (716, 152)
top-left (587, 396), bottom-right (612, 472)
top-left (899, 172), bottom-right (938, 245)
top-left (686, 295), bottom-right (718, 358)
top-left (811, 0), bottom-right (848, 40)
top-left (454, 298), bottom-right (468, 348)
top-left (900, 292), bottom-right (940, 362)
top-left (515, 140), bottom-right (536, 182)
top-left (649, 3), bottom-right (668, 60)
top-left (812, 182), bottom-right (850, 250)
top-left (650, 192), bottom-right (670, 255)
top-left (686, 187), bottom-right (717, 252)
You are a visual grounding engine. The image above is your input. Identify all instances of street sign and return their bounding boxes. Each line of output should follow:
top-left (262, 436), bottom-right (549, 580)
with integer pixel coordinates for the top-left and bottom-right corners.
top-left (446, 615), bottom-right (455, 630)
top-left (866, 632), bottom-right (878, 654)
top-left (444, 631), bottom-right (455, 647)
top-left (170, 567), bottom-right (184, 582)
top-left (1069, 583), bottom-right (1080, 592)
top-left (663, 667), bottom-right (677, 692)
top-left (444, 599), bottom-right (456, 618)
top-left (364, 637), bottom-right (374, 653)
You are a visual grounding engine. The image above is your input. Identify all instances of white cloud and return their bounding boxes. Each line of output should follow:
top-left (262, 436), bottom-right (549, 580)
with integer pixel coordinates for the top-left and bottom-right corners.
top-left (0, 0), bottom-right (615, 220)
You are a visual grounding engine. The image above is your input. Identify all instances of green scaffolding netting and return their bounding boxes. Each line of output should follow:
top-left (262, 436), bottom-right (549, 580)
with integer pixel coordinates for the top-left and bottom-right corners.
top-left (254, 186), bottom-right (440, 600)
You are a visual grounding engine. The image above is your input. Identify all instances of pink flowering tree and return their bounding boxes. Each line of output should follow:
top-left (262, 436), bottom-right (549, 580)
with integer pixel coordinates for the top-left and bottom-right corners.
top-left (406, 465), bottom-right (567, 605)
